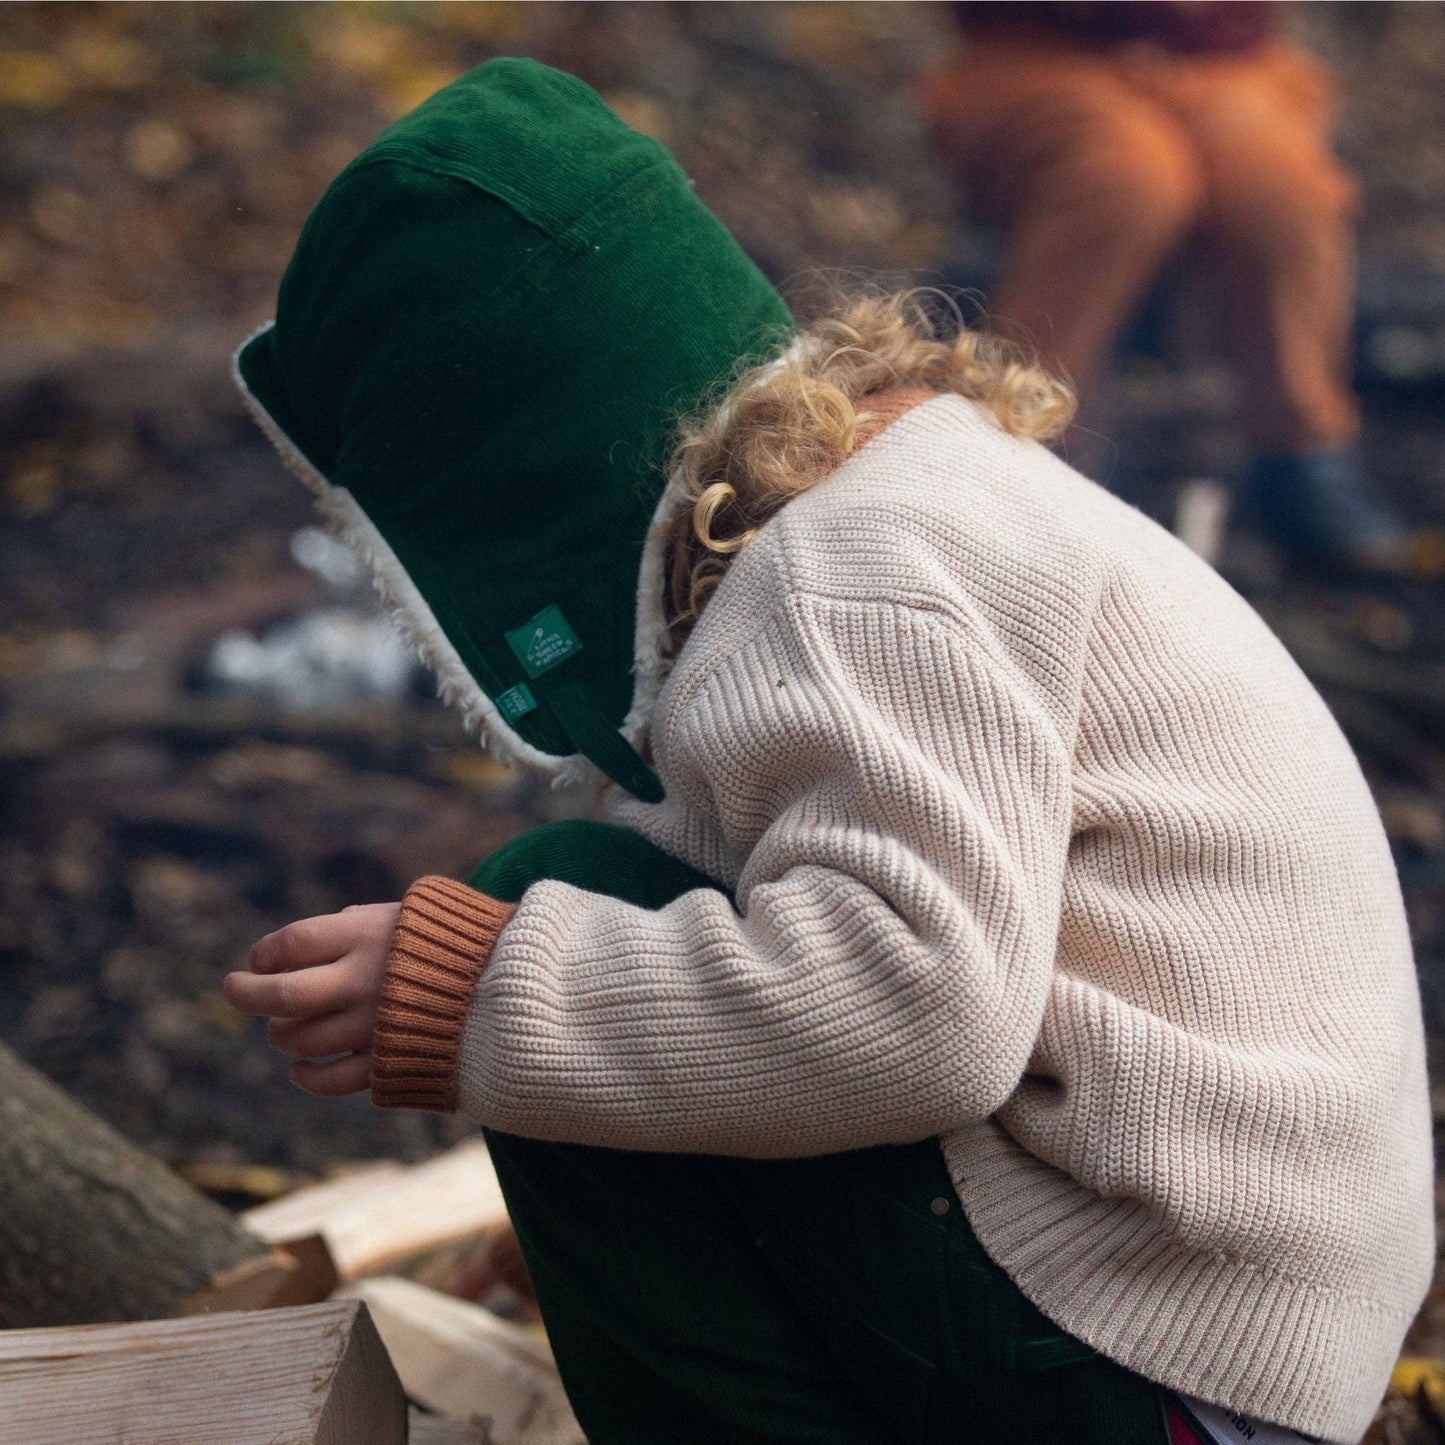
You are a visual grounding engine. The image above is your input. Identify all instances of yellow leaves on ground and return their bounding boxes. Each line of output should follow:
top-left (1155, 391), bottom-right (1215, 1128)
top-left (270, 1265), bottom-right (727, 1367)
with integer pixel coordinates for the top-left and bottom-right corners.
top-left (304, 11), bottom-right (460, 120)
top-left (1393, 1357), bottom-right (1445, 1411)
top-left (0, 27), bottom-right (157, 110)
top-left (0, 3), bottom-right (955, 350)
top-left (0, 51), bottom-right (70, 109)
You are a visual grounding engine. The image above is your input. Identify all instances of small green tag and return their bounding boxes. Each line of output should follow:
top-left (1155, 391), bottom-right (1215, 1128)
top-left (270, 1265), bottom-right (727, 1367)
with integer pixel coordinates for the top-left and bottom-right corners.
top-left (496, 682), bottom-right (537, 723)
top-left (506, 605), bottom-right (583, 679)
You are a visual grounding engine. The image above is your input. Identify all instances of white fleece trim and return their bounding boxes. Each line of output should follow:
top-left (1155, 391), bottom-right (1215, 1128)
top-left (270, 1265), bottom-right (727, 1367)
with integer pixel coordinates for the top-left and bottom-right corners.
top-left (231, 321), bottom-right (599, 787)
top-left (620, 482), bottom-right (681, 752)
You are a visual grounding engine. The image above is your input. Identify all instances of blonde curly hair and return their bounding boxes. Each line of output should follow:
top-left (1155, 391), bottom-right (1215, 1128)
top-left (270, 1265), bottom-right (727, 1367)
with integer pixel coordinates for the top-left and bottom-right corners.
top-left (663, 291), bottom-right (1075, 652)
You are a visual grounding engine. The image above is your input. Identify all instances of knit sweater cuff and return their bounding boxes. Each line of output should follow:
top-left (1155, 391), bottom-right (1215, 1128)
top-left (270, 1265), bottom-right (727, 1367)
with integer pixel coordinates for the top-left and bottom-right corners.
top-left (371, 876), bottom-right (516, 1113)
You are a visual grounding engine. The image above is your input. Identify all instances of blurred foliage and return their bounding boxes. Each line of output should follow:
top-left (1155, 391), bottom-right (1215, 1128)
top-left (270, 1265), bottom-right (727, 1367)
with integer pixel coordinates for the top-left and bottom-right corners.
top-left (0, 1), bottom-right (957, 355)
top-left (8, 2), bottom-right (1445, 355)
top-left (2, 2), bottom-right (1444, 360)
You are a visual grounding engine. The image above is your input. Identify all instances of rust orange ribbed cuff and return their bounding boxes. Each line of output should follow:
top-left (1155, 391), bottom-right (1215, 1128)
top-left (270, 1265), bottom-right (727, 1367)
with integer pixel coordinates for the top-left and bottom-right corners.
top-left (370, 875), bottom-right (516, 1113)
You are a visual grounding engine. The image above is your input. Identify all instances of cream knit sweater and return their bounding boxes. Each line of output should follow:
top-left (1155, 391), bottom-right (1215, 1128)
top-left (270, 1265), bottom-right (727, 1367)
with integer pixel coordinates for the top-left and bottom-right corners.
top-left (452, 394), bottom-right (1431, 1441)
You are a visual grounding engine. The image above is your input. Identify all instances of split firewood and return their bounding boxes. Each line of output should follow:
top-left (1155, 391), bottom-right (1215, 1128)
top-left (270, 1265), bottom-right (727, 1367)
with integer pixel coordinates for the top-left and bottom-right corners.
top-left (0, 1040), bottom-right (313, 1328)
top-left (0, 1300), bottom-right (407, 1445)
top-left (242, 1137), bottom-right (510, 1283)
top-left (343, 1277), bottom-right (584, 1445)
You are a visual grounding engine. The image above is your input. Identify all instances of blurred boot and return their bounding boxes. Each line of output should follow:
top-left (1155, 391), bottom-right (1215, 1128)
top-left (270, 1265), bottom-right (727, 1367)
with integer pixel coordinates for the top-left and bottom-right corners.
top-left (1247, 450), bottom-right (1444, 579)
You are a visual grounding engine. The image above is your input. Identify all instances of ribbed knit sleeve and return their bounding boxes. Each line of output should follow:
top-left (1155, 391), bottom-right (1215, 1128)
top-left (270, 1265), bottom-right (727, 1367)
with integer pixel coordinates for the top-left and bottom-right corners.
top-left (452, 557), bottom-right (1075, 1156)
top-left (371, 876), bottom-right (516, 1112)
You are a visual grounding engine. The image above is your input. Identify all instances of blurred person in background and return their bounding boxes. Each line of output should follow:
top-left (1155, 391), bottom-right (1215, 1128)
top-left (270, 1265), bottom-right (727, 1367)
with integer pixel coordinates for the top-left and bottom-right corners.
top-left (922, 0), bottom-right (1437, 578)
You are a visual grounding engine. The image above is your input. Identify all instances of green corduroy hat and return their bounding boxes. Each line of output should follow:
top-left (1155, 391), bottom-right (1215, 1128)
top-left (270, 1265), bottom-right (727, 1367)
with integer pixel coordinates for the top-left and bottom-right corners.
top-left (235, 58), bottom-right (792, 801)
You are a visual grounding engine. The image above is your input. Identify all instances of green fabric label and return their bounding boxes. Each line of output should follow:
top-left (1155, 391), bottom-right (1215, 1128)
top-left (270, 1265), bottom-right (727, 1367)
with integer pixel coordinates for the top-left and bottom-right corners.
top-left (506, 605), bottom-right (583, 678)
top-left (496, 682), bottom-right (537, 722)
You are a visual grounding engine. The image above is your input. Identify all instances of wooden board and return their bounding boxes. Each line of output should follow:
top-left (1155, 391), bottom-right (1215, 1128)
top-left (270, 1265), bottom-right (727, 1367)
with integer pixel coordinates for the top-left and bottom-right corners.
top-left (0, 1300), bottom-right (407, 1445)
top-left (344, 1278), bottom-right (582, 1445)
top-left (244, 1139), bottom-right (509, 1280)
top-left (239, 1161), bottom-right (407, 1242)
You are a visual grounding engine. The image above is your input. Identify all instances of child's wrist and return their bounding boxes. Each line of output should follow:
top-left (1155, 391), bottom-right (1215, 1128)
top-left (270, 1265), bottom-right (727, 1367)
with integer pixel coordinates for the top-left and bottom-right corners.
top-left (370, 876), bottom-right (516, 1113)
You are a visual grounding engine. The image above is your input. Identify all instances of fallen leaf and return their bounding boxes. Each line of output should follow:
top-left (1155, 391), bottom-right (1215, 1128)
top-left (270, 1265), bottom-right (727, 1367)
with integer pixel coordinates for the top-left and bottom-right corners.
top-left (0, 50), bottom-right (72, 109)
top-left (380, 63), bottom-right (464, 119)
top-left (124, 119), bottom-right (196, 183)
top-left (1392, 1356), bottom-right (1445, 1418)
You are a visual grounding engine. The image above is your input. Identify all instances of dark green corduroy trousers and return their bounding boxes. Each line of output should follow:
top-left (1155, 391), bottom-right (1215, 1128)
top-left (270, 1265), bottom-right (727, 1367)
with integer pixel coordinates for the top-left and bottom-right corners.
top-left (470, 822), bottom-right (1170, 1445)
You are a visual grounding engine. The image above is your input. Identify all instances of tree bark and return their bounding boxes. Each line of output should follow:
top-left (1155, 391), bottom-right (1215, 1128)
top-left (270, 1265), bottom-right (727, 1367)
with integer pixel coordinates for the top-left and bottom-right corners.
top-left (0, 1040), bottom-right (291, 1327)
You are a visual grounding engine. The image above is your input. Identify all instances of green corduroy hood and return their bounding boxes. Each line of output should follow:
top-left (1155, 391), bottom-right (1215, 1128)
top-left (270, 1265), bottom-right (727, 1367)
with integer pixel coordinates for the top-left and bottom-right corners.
top-left (235, 59), bottom-right (792, 800)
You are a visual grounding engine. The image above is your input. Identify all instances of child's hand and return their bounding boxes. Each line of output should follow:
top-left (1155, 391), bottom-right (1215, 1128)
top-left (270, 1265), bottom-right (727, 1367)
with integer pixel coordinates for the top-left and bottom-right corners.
top-left (224, 902), bottom-right (402, 1097)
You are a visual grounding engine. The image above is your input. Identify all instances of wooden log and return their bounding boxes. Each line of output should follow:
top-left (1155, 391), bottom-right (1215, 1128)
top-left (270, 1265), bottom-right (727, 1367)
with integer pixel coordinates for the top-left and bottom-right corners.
top-left (0, 1300), bottom-right (407, 1445)
top-left (0, 1040), bottom-right (305, 1328)
top-left (243, 1138), bottom-right (509, 1282)
top-left (343, 1278), bottom-right (583, 1445)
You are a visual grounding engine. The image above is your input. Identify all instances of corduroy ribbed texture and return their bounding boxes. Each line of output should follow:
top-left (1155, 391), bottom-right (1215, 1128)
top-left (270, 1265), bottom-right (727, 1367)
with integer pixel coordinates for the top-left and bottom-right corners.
top-left (449, 394), bottom-right (1432, 1442)
top-left (371, 876), bottom-right (515, 1112)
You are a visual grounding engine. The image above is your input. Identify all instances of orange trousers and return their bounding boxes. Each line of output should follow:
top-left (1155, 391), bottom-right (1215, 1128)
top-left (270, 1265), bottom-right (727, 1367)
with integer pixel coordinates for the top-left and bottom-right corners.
top-left (922, 35), bottom-right (1360, 452)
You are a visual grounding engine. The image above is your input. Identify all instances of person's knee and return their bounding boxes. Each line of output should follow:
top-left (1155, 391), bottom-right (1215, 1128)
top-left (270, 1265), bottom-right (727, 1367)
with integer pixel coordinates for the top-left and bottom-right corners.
top-left (1207, 147), bottom-right (1358, 257)
top-left (1047, 124), bottom-right (1205, 256)
top-left (1110, 137), bottom-right (1204, 245)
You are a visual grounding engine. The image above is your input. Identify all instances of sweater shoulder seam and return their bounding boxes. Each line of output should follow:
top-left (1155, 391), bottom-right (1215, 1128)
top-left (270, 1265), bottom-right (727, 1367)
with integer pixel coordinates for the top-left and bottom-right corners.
top-left (666, 543), bottom-right (1076, 756)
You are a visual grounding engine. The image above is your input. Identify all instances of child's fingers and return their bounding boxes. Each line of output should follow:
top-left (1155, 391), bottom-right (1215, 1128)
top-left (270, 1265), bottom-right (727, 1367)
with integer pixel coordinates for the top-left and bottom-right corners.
top-left (223, 959), bottom-right (358, 1019)
top-left (287, 1053), bottom-right (372, 1097)
top-left (268, 1010), bottom-right (372, 1059)
top-left (248, 914), bottom-right (356, 974)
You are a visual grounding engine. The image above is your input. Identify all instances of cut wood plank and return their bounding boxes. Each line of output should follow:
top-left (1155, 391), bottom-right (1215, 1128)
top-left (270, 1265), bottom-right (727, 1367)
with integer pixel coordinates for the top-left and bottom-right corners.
top-left (0, 1039), bottom-right (301, 1327)
top-left (239, 1161), bottom-right (408, 1241)
top-left (244, 1139), bottom-right (509, 1280)
top-left (344, 1278), bottom-right (583, 1445)
top-left (0, 1300), bottom-right (407, 1445)
top-left (177, 1241), bottom-right (318, 1315)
